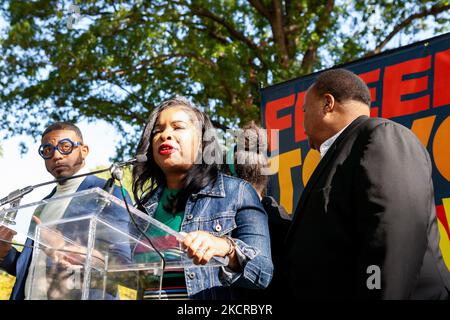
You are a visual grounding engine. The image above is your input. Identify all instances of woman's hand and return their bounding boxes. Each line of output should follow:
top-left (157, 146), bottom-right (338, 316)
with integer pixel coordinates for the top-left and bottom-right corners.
top-left (181, 231), bottom-right (231, 265)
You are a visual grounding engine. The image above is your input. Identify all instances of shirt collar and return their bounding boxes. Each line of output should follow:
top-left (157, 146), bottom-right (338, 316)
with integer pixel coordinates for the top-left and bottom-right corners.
top-left (319, 123), bottom-right (351, 159)
top-left (55, 165), bottom-right (89, 192)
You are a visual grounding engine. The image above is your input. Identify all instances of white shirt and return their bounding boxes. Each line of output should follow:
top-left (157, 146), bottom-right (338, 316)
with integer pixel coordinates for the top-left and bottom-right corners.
top-left (319, 124), bottom-right (351, 159)
top-left (25, 166), bottom-right (89, 300)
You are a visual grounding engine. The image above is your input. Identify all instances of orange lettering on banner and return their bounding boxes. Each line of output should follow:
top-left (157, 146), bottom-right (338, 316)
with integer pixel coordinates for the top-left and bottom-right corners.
top-left (294, 91), bottom-right (307, 142)
top-left (359, 69), bottom-right (380, 118)
top-left (359, 69), bottom-right (380, 102)
top-left (302, 149), bottom-right (321, 187)
top-left (410, 115), bottom-right (436, 147)
top-left (437, 203), bottom-right (450, 242)
top-left (274, 149), bottom-right (302, 214)
top-left (266, 95), bottom-right (295, 152)
top-left (382, 56), bottom-right (431, 118)
top-left (433, 49), bottom-right (450, 108)
top-left (433, 116), bottom-right (450, 182)
top-left (437, 202), bottom-right (450, 270)
top-left (369, 108), bottom-right (379, 117)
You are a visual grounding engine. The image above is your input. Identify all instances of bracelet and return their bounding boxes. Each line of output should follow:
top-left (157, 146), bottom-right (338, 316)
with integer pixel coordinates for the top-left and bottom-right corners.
top-left (223, 236), bottom-right (236, 257)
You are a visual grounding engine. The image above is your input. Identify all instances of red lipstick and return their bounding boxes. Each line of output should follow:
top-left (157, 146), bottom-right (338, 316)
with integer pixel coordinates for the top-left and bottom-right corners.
top-left (158, 144), bottom-right (176, 155)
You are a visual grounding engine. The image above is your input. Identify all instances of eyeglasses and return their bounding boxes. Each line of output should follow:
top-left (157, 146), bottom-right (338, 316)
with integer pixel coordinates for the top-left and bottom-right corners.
top-left (38, 138), bottom-right (82, 159)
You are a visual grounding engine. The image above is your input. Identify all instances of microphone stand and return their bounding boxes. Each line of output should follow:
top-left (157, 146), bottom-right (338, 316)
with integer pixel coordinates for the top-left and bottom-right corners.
top-left (0, 155), bottom-right (144, 227)
top-left (0, 167), bottom-right (112, 226)
top-left (102, 164), bottom-right (124, 195)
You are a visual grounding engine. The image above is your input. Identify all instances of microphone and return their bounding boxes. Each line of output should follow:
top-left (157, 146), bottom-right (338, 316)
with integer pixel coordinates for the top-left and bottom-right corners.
top-left (0, 187), bottom-right (34, 224)
top-left (114, 154), bottom-right (147, 168)
top-left (1, 154), bottom-right (148, 209)
top-left (0, 186), bottom-right (34, 207)
top-left (103, 154), bottom-right (148, 194)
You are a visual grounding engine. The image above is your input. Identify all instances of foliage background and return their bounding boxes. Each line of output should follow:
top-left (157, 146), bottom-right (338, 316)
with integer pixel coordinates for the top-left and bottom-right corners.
top-left (0, 0), bottom-right (448, 159)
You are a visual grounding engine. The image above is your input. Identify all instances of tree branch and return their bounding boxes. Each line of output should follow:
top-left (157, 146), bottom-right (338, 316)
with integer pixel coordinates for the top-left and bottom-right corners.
top-left (367, 4), bottom-right (450, 56)
top-left (189, 5), bottom-right (267, 69)
top-left (270, 0), bottom-right (290, 67)
top-left (101, 53), bottom-right (219, 77)
top-left (284, 23), bottom-right (302, 34)
top-left (247, 0), bottom-right (271, 20)
top-left (300, 0), bottom-right (335, 74)
top-left (199, 26), bottom-right (230, 45)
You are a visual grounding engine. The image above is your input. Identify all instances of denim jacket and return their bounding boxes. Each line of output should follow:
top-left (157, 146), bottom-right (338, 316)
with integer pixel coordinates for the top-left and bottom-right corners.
top-left (141, 173), bottom-right (273, 299)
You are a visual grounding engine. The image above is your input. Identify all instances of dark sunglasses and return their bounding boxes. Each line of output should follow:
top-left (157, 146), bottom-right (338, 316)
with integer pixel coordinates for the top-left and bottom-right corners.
top-left (38, 138), bottom-right (82, 159)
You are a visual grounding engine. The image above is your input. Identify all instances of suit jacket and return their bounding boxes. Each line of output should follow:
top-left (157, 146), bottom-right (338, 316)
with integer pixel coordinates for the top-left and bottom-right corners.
top-left (283, 115), bottom-right (450, 299)
top-left (0, 175), bottom-right (131, 300)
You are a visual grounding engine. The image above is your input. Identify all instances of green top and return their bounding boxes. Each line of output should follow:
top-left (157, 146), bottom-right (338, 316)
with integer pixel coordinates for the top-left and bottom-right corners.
top-left (153, 188), bottom-right (184, 234)
top-left (134, 188), bottom-right (185, 264)
top-left (134, 188), bottom-right (188, 299)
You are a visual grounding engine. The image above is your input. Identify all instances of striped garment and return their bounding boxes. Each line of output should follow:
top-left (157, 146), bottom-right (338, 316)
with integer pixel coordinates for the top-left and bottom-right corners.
top-left (135, 188), bottom-right (189, 300)
top-left (142, 268), bottom-right (188, 300)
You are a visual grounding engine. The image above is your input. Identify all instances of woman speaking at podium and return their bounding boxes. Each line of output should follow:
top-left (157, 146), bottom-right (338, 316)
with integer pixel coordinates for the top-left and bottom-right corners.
top-left (132, 96), bottom-right (273, 300)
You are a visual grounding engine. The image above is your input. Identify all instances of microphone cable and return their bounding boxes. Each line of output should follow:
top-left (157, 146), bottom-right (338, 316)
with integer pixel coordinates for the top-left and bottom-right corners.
top-left (116, 179), bottom-right (166, 298)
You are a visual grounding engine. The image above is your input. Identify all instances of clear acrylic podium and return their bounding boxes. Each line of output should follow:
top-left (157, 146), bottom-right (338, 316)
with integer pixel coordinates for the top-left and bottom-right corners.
top-left (0, 187), bottom-right (226, 300)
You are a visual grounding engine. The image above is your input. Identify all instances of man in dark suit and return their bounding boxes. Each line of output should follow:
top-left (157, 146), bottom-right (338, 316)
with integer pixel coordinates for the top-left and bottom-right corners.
top-left (0, 122), bottom-right (131, 299)
top-left (282, 69), bottom-right (450, 299)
